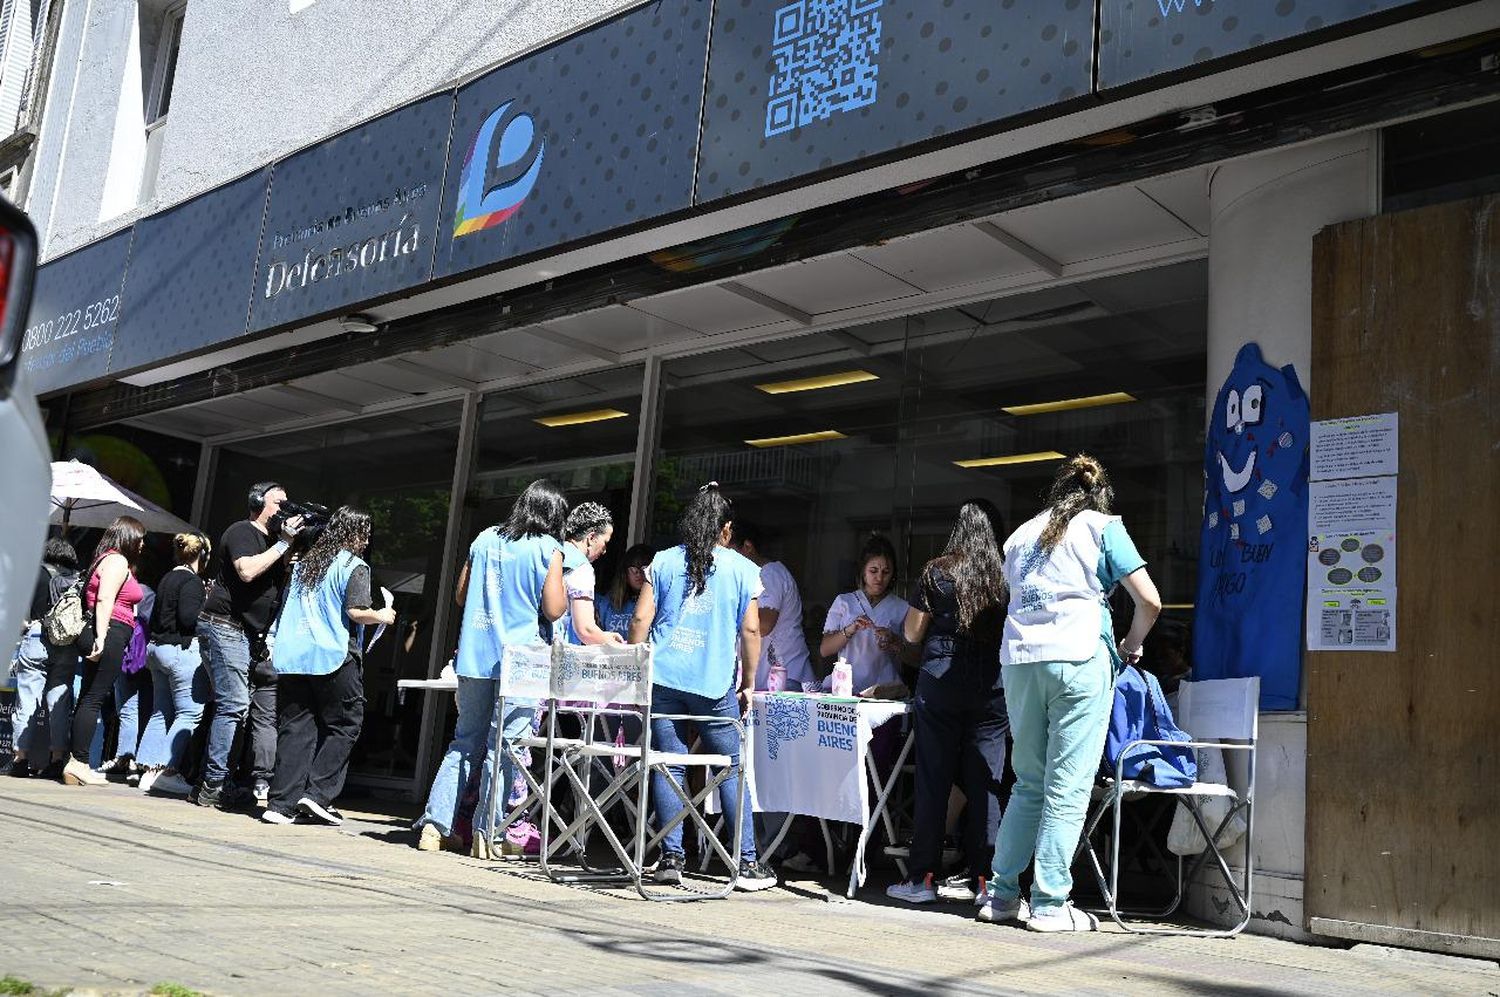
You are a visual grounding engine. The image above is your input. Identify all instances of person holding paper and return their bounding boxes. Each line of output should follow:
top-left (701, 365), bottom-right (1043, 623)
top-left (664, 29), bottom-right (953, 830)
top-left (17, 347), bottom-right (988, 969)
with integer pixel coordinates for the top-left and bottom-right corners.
top-left (261, 507), bottom-right (394, 826)
top-left (982, 455), bottom-right (1161, 932)
top-left (559, 503), bottom-right (624, 647)
top-left (416, 479), bottom-right (568, 857)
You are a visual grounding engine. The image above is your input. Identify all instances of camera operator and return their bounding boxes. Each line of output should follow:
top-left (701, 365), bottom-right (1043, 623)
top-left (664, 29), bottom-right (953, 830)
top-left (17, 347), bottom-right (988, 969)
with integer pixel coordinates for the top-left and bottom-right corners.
top-left (196, 481), bottom-right (302, 810)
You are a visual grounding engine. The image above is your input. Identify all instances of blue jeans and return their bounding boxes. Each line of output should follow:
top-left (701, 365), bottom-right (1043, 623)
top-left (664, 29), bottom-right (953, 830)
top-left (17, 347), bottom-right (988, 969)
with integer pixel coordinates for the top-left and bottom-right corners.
top-left (199, 619), bottom-right (251, 787)
top-left (989, 643), bottom-right (1115, 914)
top-left (112, 668), bottom-right (150, 760)
top-left (10, 625), bottom-right (67, 757)
top-left (650, 684), bottom-right (755, 863)
top-left (137, 641), bottom-right (209, 770)
top-left (418, 676), bottom-right (534, 838)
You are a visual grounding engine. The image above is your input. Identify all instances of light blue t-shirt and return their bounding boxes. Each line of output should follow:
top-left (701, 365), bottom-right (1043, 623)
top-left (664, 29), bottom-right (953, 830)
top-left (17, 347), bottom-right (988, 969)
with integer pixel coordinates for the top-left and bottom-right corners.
top-left (455, 530), bottom-right (562, 680)
top-left (646, 544), bottom-right (763, 698)
top-left (596, 591), bottom-right (637, 638)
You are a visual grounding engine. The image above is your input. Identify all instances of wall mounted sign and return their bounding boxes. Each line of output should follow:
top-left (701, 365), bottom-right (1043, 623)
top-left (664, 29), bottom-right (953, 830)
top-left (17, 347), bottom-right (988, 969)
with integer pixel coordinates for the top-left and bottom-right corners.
top-left (432, 0), bottom-right (711, 280)
top-left (695, 0), bottom-right (1095, 202)
top-left (1099, 0), bottom-right (1428, 89)
top-left (109, 169), bottom-right (270, 375)
top-left (249, 94), bottom-right (454, 333)
top-left (20, 229), bottom-right (133, 395)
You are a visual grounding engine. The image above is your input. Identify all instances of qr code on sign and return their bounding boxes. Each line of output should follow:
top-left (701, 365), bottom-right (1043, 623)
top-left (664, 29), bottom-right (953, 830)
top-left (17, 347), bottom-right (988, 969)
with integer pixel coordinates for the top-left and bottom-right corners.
top-left (764, 0), bottom-right (883, 138)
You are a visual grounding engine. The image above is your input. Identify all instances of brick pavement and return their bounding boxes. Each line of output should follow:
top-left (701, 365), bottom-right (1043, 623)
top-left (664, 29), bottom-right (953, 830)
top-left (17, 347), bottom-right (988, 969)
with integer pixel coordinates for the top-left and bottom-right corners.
top-left (0, 778), bottom-right (1495, 996)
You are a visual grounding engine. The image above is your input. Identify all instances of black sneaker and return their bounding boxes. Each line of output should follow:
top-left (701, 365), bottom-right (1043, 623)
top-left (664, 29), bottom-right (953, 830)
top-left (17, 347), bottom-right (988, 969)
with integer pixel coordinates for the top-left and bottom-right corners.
top-left (40, 759), bottom-right (65, 781)
top-left (217, 785), bottom-right (258, 812)
top-left (296, 796), bottom-right (343, 826)
top-left (194, 782), bottom-right (224, 808)
top-left (654, 852), bottom-right (685, 884)
top-left (2, 757), bottom-right (29, 778)
top-left (735, 860), bottom-right (778, 893)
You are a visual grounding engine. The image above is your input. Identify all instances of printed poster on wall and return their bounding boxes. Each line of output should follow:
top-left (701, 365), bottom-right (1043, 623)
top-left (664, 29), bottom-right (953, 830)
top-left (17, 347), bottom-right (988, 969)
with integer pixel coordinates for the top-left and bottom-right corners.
top-left (1306, 413), bottom-right (1399, 652)
top-left (1192, 342), bottom-right (1310, 711)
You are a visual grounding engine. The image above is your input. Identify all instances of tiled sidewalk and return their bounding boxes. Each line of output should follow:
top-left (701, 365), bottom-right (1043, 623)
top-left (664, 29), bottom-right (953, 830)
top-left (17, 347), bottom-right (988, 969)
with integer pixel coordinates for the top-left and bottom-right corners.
top-left (0, 779), bottom-right (1493, 996)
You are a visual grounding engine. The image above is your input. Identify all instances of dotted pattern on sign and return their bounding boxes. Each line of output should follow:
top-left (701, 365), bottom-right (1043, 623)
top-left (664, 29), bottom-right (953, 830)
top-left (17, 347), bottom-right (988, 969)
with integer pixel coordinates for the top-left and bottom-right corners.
top-left (110, 170), bottom-right (270, 375)
top-left (696, 0), bottom-right (1094, 203)
top-left (24, 229), bottom-right (134, 395)
top-left (1098, 0), bottom-right (1424, 88)
top-left (433, 0), bottom-right (709, 281)
top-left (249, 93), bottom-right (452, 333)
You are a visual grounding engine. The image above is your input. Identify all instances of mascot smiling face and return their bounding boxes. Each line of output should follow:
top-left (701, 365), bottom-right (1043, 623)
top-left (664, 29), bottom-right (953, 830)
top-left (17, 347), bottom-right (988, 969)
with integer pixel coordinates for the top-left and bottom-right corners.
top-left (1193, 342), bottom-right (1310, 710)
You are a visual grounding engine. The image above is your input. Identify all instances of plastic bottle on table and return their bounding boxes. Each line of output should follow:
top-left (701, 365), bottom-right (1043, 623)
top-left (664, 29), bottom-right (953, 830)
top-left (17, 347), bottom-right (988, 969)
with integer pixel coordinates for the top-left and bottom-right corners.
top-left (766, 643), bottom-right (786, 694)
top-left (831, 657), bottom-right (854, 697)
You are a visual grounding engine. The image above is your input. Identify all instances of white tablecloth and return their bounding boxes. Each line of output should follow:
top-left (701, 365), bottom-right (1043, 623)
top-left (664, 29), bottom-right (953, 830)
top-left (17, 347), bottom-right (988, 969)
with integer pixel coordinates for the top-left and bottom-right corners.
top-left (745, 692), bottom-right (909, 824)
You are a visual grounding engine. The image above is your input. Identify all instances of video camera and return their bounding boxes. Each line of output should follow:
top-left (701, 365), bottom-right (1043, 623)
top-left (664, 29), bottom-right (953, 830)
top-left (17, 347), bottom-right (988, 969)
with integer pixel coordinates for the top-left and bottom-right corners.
top-left (272, 498), bottom-right (331, 551)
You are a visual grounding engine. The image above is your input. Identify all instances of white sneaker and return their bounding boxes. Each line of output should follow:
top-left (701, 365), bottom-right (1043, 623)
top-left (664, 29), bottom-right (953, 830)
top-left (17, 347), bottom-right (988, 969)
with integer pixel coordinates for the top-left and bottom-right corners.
top-left (261, 809), bottom-right (296, 825)
top-left (149, 772), bottom-right (194, 796)
top-left (885, 875), bottom-right (937, 904)
top-left (936, 874), bottom-right (978, 903)
top-left (297, 796), bottom-right (343, 826)
top-left (137, 768), bottom-right (161, 794)
top-left (1026, 903), bottom-right (1100, 933)
top-left (977, 895), bottom-right (1032, 924)
top-left (781, 851), bottom-right (820, 874)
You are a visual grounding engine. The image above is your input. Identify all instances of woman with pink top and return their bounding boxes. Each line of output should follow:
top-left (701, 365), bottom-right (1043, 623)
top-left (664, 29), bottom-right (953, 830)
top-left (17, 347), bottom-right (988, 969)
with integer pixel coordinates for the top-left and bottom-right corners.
top-left (64, 516), bottom-right (147, 786)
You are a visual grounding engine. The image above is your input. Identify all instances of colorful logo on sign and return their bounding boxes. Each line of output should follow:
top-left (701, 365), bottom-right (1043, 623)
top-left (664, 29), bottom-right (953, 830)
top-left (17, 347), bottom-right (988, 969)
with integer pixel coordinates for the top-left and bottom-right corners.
top-left (454, 100), bottom-right (544, 238)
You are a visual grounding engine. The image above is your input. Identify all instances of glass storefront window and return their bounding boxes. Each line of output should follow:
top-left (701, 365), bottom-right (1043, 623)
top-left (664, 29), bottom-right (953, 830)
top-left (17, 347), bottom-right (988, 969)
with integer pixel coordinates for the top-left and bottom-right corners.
top-left (206, 402), bottom-right (463, 783)
top-left (652, 261), bottom-right (1207, 681)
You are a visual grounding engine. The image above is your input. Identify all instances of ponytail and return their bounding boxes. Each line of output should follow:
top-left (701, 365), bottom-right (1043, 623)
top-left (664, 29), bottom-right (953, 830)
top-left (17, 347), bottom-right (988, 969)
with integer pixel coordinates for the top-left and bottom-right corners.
top-left (1039, 454), bottom-right (1114, 551)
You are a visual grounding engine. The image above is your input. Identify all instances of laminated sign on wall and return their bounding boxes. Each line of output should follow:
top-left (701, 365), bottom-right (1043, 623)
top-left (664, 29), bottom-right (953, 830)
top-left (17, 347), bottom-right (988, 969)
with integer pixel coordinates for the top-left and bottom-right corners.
top-left (1306, 413), bottom-right (1398, 652)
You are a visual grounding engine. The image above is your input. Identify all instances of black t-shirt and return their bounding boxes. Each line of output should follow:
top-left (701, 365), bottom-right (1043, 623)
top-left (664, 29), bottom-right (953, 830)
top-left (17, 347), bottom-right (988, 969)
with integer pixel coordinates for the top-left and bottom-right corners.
top-left (912, 561), bottom-right (1003, 689)
top-left (343, 563), bottom-right (373, 661)
top-left (203, 520), bottom-right (283, 634)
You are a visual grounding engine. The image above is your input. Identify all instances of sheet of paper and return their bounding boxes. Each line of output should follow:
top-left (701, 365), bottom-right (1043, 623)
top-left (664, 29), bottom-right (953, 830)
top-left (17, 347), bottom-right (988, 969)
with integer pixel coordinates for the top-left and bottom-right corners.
top-left (365, 586), bottom-right (395, 654)
top-left (1306, 472), bottom-right (1397, 652)
top-left (1310, 411), bottom-right (1398, 480)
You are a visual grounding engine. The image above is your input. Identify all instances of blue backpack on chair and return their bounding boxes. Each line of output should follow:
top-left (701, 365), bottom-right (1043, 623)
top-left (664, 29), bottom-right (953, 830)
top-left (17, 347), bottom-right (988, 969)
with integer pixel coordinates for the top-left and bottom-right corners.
top-left (1103, 665), bottom-right (1197, 788)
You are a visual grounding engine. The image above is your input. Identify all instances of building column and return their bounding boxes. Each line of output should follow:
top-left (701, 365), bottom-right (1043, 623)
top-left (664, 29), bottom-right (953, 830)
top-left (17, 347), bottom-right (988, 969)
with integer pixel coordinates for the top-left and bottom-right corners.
top-left (1194, 131), bottom-right (1378, 940)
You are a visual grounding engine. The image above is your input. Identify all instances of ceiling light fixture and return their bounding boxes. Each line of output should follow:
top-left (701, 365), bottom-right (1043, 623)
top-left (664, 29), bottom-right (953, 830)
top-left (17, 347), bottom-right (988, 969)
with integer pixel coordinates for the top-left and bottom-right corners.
top-left (534, 408), bottom-right (630, 428)
top-left (754, 370), bottom-right (878, 395)
top-left (745, 430), bottom-right (847, 448)
top-left (1002, 391), bottom-right (1136, 416)
top-left (953, 450), bottom-right (1066, 469)
top-left (339, 313), bottom-right (379, 334)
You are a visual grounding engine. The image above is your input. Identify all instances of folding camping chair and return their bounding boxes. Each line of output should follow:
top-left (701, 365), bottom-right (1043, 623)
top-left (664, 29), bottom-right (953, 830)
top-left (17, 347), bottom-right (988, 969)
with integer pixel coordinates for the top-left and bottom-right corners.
top-left (1082, 676), bottom-right (1259, 937)
top-left (538, 642), bottom-right (750, 900)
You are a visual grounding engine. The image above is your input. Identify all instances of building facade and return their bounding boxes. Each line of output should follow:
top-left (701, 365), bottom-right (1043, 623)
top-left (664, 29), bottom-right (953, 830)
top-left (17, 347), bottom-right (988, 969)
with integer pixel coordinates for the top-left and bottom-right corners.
top-left (14, 0), bottom-right (1500, 954)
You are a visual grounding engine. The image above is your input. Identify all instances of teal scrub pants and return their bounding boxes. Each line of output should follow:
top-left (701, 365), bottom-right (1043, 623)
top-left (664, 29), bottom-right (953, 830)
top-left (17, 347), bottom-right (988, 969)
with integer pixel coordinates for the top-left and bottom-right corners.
top-left (989, 641), bottom-right (1115, 913)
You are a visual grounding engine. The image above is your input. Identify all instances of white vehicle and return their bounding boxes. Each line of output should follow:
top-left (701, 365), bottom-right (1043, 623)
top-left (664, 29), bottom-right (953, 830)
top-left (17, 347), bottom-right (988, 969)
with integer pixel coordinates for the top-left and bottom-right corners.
top-left (0, 197), bottom-right (48, 652)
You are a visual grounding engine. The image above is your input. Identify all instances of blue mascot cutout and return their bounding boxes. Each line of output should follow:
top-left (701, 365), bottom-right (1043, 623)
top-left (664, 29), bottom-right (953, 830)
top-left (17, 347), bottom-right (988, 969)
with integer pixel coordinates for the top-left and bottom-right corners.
top-left (1192, 342), bottom-right (1309, 710)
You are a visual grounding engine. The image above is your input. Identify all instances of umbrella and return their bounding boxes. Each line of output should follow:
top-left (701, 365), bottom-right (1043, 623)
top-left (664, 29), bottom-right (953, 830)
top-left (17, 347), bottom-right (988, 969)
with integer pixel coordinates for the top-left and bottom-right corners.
top-left (49, 460), bottom-right (195, 534)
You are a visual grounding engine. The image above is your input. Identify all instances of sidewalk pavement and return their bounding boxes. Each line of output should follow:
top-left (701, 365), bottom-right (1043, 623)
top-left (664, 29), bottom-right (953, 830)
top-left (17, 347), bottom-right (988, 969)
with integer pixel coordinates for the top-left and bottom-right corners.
top-left (1, 778), bottom-right (1495, 996)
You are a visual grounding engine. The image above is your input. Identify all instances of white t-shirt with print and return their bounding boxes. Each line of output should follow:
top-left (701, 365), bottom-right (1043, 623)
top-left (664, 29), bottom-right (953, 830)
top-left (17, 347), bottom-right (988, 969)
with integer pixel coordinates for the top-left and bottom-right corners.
top-left (754, 560), bottom-right (816, 690)
top-left (822, 589), bottom-right (909, 692)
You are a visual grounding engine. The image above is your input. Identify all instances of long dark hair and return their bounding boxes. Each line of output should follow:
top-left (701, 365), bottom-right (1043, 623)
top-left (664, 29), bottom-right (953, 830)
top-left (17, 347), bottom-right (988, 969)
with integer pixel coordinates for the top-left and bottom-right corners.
top-left (1039, 454), bottom-right (1114, 551)
top-left (499, 478), bottom-right (568, 542)
top-left (94, 515), bottom-right (146, 569)
top-left (928, 499), bottom-right (1005, 632)
top-left (609, 542), bottom-right (654, 608)
top-left (679, 484), bottom-right (733, 596)
top-left (296, 506), bottom-right (371, 589)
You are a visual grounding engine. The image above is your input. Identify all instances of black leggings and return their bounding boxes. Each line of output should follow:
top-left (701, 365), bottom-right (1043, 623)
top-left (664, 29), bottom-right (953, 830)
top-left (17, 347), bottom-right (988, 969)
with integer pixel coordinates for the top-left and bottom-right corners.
top-left (71, 620), bottom-right (132, 762)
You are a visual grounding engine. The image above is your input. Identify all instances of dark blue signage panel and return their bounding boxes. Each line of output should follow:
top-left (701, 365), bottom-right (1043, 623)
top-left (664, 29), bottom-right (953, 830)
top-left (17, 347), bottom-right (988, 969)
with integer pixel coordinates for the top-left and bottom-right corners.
top-left (110, 169), bottom-right (269, 374)
top-left (20, 229), bottom-right (133, 395)
top-left (695, 0), bottom-right (1094, 202)
top-left (432, 0), bottom-right (710, 280)
top-left (250, 94), bottom-right (453, 332)
top-left (1100, 0), bottom-right (1428, 88)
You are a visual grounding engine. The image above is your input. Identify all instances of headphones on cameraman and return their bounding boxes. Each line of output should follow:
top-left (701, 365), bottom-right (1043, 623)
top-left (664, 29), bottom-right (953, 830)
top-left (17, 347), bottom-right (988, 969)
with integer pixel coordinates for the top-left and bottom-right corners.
top-left (248, 481), bottom-right (283, 516)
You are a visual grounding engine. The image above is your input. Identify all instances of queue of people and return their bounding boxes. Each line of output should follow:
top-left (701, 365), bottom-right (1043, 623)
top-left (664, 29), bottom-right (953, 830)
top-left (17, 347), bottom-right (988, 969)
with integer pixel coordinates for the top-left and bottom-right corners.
top-left (7, 453), bottom-right (1161, 927)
